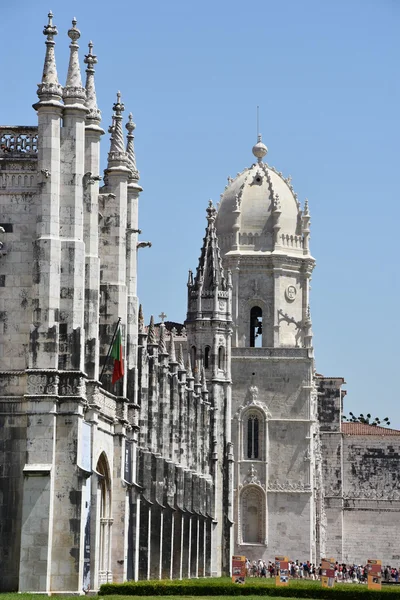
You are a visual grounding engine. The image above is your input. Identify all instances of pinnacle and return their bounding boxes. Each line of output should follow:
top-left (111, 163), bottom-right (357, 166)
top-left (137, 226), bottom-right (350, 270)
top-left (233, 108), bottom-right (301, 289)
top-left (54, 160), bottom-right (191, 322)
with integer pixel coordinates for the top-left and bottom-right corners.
top-left (63, 17), bottom-right (86, 105)
top-left (107, 91), bottom-right (129, 167)
top-left (36, 10), bottom-right (63, 103)
top-left (84, 41), bottom-right (101, 123)
top-left (147, 315), bottom-right (157, 345)
top-left (126, 112), bottom-right (139, 181)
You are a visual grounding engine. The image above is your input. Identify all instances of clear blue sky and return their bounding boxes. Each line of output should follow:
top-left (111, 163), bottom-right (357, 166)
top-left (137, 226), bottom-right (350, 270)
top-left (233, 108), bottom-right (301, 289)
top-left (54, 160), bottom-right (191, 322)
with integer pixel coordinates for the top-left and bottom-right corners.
top-left (1, 0), bottom-right (399, 426)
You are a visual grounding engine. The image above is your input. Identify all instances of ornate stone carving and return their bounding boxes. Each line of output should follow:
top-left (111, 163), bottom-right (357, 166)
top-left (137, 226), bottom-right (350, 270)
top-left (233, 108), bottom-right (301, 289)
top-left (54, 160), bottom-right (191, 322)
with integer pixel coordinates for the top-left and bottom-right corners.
top-left (243, 464), bottom-right (263, 488)
top-left (268, 479), bottom-right (311, 493)
top-left (27, 373), bottom-right (58, 395)
top-left (285, 284), bottom-right (297, 302)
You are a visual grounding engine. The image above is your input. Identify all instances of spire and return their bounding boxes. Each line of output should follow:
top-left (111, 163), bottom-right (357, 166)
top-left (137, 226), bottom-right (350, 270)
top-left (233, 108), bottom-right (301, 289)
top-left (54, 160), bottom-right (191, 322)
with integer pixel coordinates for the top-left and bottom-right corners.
top-left (169, 331), bottom-right (177, 363)
top-left (126, 113), bottom-right (139, 181)
top-left (178, 344), bottom-right (185, 371)
top-left (147, 315), bottom-right (157, 345)
top-left (107, 92), bottom-right (129, 167)
top-left (36, 11), bottom-right (63, 103)
top-left (84, 41), bottom-right (101, 123)
top-left (159, 324), bottom-right (167, 354)
top-left (63, 18), bottom-right (86, 105)
top-left (186, 353), bottom-right (193, 378)
top-left (192, 200), bottom-right (226, 292)
top-left (138, 304), bottom-right (144, 334)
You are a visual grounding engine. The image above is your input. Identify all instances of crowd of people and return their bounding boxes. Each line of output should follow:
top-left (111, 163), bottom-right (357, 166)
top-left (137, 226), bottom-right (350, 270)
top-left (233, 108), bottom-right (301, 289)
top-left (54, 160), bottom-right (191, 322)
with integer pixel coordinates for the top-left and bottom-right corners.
top-left (245, 559), bottom-right (400, 583)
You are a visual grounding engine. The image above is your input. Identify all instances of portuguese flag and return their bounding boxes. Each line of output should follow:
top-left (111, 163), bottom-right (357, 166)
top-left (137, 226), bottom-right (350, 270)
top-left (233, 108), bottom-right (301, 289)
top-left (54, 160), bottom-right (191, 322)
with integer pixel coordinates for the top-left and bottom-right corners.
top-left (111, 327), bottom-right (124, 384)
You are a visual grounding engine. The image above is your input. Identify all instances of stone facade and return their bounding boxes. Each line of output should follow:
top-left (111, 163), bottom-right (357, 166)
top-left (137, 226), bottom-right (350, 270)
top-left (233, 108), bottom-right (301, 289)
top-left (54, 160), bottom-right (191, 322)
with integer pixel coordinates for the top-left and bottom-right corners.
top-left (0, 11), bottom-right (399, 594)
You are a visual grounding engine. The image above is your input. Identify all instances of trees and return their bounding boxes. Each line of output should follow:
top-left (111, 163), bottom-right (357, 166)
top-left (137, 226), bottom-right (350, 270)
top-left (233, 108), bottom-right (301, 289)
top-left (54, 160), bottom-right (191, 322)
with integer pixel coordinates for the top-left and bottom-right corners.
top-left (342, 412), bottom-right (391, 427)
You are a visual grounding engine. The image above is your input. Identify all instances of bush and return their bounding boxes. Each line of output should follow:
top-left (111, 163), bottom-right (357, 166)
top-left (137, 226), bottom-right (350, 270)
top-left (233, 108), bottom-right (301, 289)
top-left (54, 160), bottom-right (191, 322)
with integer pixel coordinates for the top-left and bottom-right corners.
top-left (99, 579), bottom-right (399, 599)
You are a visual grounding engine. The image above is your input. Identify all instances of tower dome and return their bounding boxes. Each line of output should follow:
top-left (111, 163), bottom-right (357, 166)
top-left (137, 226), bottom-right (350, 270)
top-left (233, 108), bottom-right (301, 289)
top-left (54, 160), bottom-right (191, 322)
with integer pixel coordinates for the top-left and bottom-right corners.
top-left (216, 136), bottom-right (306, 256)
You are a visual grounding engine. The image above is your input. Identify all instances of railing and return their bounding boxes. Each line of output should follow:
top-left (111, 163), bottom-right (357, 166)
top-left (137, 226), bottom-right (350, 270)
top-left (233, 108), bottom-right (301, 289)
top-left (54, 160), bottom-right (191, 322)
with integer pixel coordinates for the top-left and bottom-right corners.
top-left (0, 126), bottom-right (38, 156)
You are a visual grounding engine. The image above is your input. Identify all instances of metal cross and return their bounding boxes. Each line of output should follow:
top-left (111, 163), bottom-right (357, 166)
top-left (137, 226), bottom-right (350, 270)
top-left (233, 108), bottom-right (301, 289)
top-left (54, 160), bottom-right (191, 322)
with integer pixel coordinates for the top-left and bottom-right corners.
top-left (159, 311), bottom-right (167, 324)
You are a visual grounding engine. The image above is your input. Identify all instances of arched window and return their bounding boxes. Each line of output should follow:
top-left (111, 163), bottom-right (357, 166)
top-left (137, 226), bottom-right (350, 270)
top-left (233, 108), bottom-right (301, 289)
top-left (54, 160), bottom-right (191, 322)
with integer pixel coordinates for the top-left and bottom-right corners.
top-left (204, 346), bottom-right (211, 369)
top-left (218, 346), bottom-right (225, 370)
top-left (240, 486), bottom-right (265, 544)
top-left (250, 306), bottom-right (262, 347)
top-left (97, 453), bottom-right (112, 584)
top-left (247, 415), bottom-right (259, 459)
top-left (242, 409), bottom-right (264, 460)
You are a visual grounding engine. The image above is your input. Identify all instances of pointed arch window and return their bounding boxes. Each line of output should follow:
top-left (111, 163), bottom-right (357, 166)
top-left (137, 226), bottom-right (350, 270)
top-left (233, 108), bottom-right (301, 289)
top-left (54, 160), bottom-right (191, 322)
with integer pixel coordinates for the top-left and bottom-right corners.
top-left (242, 409), bottom-right (265, 461)
top-left (204, 346), bottom-right (211, 369)
top-left (250, 306), bottom-right (262, 347)
top-left (247, 415), bottom-right (259, 459)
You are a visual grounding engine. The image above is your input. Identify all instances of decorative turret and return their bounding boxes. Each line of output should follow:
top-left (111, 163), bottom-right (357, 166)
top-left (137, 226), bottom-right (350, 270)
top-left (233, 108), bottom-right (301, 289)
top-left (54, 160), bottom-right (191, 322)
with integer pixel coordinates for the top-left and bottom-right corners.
top-left (138, 304), bottom-right (145, 335)
top-left (107, 92), bottom-right (129, 170)
top-left (232, 194), bottom-right (241, 250)
top-left (84, 41), bottom-right (101, 124)
top-left (303, 304), bottom-right (313, 349)
top-left (272, 192), bottom-right (282, 246)
top-left (302, 198), bottom-right (311, 254)
top-left (147, 315), bottom-right (157, 346)
top-left (169, 331), bottom-right (177, 364)
top-left (62, 19), bottom-right (86, 106)
top-left (35, 11), bottom-right (63, 105)
top-left (126, 113), bottom-right (139, 181)
top-left (178, 344), bottom-right (185, 371)
top-left (159, 323), bottom-right (168, 355)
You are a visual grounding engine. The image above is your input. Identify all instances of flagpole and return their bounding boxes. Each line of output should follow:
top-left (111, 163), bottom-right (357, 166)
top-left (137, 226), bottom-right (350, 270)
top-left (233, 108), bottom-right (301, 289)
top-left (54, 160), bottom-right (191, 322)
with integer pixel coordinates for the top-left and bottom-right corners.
top-left (99, 317), bottom-right (122, 383)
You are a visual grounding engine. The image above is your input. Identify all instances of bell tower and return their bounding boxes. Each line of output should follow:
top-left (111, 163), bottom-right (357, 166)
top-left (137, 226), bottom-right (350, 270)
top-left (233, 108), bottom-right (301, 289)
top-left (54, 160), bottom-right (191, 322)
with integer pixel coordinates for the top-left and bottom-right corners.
top-left (215, 137), bottom-right (318, 563)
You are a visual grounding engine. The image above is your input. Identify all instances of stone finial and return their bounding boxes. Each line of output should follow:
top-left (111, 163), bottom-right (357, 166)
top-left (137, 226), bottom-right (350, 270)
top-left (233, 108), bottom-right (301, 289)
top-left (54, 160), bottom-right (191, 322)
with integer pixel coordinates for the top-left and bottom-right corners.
top-left (126, 113), bottom-right (140, 181)
top-left (303, 198), bottom-right (310, 217)
top-left (252, 133), bottom-right (268, 163)
top-left (169, 331), bottom-right (177, 363)
top-left (36, 11), bottom-right (63, 102)
top-left (147, 315), bottom-right (157, 345)
top-left (206, 199), bottom-right (217, 224)
top-left (84, 41), bottom-right (101, 123)
top-left (178, 344), bottom-right (185, 371)
top-left (272, 193), bottom-right (281, 215)
top-left (63, 18), bottom-right (86, 104)
top-left (107, 92), bottom-right (129, 167)
top-left (158, 323), bottom-right (167, 354)
top-left (138, 303), bottom-right (144, 333)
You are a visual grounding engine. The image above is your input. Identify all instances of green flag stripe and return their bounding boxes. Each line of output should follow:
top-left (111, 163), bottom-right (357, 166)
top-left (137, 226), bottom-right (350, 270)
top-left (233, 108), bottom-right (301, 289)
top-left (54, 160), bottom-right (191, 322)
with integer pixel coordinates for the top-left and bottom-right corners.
top-left (111, 328), bottom-right (122, 361)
